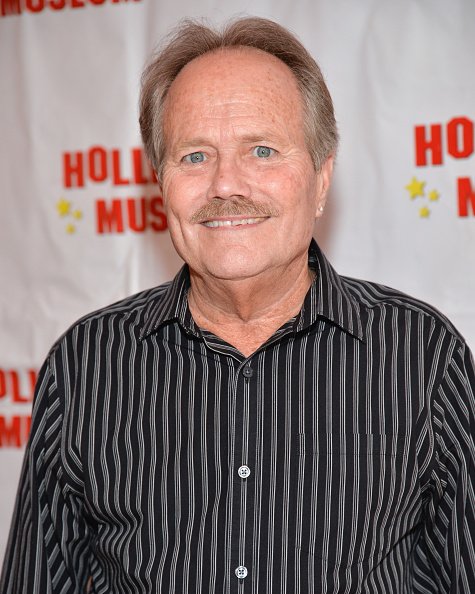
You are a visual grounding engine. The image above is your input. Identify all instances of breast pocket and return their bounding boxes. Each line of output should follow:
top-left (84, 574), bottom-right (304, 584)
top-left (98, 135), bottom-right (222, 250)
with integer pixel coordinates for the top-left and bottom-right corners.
top-left (292, 432), bottom-right (415, 569)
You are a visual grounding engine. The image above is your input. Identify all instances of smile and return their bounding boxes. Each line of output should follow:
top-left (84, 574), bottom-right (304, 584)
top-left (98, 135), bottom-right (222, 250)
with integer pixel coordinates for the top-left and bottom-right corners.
top-left (202, 217), bottom-right (267, 228)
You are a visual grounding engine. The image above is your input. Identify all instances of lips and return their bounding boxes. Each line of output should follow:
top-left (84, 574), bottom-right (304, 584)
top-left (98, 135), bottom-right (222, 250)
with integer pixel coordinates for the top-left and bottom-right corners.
top-left (202, 217), bottom-right (267, 227)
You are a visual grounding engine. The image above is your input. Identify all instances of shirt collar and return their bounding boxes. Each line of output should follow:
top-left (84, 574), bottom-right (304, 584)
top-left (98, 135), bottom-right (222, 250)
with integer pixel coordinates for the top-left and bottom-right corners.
top-left (140, 266), bottom-right (196, 340)
top-left (140, 239), bottom-right (364, 342)
top-left (298, 239), bottom-right (363, 340)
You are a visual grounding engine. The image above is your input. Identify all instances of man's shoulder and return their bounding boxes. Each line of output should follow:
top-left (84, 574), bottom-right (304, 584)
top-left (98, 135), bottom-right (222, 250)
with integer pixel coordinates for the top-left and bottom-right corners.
top-left (52, 280), bottom-right (175, 351)
top-left (77, 282), bottom-right (173, 325)
top-left (340, 274), bottom-right (463, 342)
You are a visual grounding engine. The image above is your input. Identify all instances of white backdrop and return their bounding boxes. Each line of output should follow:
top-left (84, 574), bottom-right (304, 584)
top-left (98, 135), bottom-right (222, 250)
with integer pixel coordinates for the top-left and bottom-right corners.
top-left (1, 0), bottom-right (474, 562)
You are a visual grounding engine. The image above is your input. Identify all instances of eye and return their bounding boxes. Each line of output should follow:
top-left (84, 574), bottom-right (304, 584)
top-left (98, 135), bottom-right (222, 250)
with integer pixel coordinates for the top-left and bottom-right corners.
top-left (183, 151), bottom-right (206, 164)
top-left (253, 146), bottom-right (275, 158)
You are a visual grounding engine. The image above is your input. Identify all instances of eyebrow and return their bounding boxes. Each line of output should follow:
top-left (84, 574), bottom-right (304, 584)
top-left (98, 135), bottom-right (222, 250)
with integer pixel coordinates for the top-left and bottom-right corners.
top-left (174, 133), bottom-right (281, 150)
top-left (237, 134), bottom-right (278, 144)
top-left (175, 138), bottom-right (212, 149)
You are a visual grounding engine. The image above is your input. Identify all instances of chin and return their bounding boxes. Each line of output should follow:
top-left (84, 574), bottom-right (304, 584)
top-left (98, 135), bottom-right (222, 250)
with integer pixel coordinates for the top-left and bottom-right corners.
top-left (200, 256), bottom-right (270, 282)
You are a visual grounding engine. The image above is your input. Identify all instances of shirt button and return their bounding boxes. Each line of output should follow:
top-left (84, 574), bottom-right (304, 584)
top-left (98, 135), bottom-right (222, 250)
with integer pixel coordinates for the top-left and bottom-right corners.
top-left (235, 566), bottom-right (248, 579)
top-left (242, 366), bottom-right (253, 378)
top-left (238, 465), bottom-right (251, 479)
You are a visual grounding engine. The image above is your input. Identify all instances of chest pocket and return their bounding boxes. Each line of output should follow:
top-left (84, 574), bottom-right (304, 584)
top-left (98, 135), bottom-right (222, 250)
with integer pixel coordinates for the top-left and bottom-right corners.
top-left (291, 432), bottom-right (418, 569)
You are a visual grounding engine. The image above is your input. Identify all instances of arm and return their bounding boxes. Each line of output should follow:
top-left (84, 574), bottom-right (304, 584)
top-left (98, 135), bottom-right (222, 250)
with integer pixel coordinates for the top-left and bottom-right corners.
top-left (0, 346), bottom-right (90, 593)
top-left (414, 340), bottom-right (475, 592)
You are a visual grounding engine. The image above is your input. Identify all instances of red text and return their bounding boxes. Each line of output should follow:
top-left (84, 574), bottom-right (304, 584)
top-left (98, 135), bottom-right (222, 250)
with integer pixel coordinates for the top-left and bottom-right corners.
top-left (0, 416), bottom-right (31, 448)
top-left (0, 368), bottom-right (37, 403)
top-left (458, 177), bottom-right (475, 217)
top-left (63, 146), bottom-right (157, 188)
top-left (415, 116), bottom-right (474, 166)
top-left (2, 0), bottom-right (139, 16)
top-left (96, 196), bottom-right (167, 234)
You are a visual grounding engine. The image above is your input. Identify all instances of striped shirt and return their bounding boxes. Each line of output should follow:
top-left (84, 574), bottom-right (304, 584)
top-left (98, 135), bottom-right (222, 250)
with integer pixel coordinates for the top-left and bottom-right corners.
top-left (2, 240), bottom-right (475, 593)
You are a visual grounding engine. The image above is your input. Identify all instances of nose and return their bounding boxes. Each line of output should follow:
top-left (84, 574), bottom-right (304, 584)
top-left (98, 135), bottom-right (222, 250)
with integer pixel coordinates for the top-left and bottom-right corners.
top-left (206, 153), bottom-right (251, 201)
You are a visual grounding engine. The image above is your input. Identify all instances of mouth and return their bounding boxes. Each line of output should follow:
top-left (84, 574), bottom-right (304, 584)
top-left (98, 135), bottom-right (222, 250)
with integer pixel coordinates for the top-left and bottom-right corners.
top-left (201, 217), bottom-right (268, 228)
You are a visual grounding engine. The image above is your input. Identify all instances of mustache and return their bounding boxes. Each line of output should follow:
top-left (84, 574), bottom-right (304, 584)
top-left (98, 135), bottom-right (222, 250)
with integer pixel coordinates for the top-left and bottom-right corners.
top-left (190, 197), bottom-right (279, 224)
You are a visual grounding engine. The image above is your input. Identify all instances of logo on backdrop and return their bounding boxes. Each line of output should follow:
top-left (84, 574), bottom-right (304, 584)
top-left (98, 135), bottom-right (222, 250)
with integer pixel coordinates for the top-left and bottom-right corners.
top-left (0, 368), bottom-right (37, 448)
top-left (58, 145), bottom-right (167, 235)
top-left (1, 0), bottom-right (140, 17)
top-left (406, 116), bottom-right (475, 218)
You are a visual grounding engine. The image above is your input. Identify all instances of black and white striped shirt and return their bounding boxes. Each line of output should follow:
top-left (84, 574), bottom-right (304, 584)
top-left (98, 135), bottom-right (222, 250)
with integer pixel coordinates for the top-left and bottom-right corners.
top-left (2, 240), bottom-right (475, 593)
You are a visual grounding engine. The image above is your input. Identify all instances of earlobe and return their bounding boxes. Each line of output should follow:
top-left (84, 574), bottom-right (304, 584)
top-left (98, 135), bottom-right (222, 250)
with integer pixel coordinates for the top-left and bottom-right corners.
top-left (315, 202), bottom-right (326, 218)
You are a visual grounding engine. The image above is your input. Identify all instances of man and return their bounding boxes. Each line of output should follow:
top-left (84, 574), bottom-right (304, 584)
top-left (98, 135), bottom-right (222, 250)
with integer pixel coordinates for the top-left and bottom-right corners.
top-left (2, 16), bottom-right (475, 594)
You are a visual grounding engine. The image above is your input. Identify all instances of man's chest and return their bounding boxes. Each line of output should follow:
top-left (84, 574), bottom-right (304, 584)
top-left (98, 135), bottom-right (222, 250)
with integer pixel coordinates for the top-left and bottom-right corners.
top-left (77, 328), bottom-right (427, 593)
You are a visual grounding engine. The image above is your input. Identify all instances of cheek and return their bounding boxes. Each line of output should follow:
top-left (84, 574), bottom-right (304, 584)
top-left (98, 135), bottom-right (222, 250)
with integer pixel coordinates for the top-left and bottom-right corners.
top-left (162, 176), bottom-right (202, 219)
top-left (263, 169), bottom-right (313, 210)
top-left (257, 168), bottom-right (293, 196)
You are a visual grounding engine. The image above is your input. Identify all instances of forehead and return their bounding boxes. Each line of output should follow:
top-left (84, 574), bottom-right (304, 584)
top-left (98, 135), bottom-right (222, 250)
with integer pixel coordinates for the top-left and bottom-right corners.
top-left (163, 47), bottom-right (305, 131)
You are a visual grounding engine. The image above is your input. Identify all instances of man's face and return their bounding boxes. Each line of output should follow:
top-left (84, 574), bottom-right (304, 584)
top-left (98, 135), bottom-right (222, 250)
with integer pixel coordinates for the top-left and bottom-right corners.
top-left (160, 48), bottom-right (333, 282)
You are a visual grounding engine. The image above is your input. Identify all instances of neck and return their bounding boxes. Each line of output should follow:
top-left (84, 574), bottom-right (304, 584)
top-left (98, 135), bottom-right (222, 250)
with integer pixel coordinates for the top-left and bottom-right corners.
top-left (188, 257), bottom-right (314, 356)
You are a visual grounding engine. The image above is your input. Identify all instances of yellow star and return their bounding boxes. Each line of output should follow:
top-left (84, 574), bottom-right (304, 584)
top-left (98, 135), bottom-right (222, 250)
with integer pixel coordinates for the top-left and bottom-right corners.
top-left (419, 206), bottom-right (430, 218)
top-left (428, 189), bottom-right (439, 202)
top-left (405, 177), bottom-right (426, 199)
top-left (56, 198), bottom-right (71, 217)
top-left (65, 223), bottom-right (76, 234)
top-left (72, 209), bottom-right (83, 220)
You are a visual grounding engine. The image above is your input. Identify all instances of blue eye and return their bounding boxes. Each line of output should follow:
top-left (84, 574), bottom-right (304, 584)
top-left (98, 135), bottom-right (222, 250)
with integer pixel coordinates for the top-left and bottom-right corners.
top-left (253, 146), bottom-right (274, 158)
top-left (184, 151), bottom-right (206, 163)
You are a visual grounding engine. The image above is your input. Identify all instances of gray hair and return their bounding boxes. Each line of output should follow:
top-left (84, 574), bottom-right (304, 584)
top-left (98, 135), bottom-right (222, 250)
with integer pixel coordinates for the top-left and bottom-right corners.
top-left (139, 16), bottom-right (338, 179)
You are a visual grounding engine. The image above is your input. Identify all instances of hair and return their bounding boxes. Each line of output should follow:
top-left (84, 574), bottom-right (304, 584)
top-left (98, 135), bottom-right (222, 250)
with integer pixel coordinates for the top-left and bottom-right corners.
top-left (139, 16), bottom-right (338, 179)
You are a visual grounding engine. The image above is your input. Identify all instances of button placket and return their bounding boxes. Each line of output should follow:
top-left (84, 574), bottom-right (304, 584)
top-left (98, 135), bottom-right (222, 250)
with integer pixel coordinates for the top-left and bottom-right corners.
top-left (229, 360), bottom-right (255, 591)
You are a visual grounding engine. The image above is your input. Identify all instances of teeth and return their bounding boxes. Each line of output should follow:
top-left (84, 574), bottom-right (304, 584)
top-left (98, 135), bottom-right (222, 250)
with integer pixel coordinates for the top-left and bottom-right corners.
top-left (203, 218), bottom-right (263, 228)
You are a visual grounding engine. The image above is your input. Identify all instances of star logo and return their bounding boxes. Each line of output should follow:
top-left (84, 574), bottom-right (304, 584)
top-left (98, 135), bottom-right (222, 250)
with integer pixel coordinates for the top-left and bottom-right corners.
top-left (55, 200), bottom-right (83, 233)
top-left (405, 177), bottom-right (426, 199)
top-left (419, 206), bottom-right (430, 218)
top-left (56, 198), bottom-right (71, 216)
top-left (405, 177), bottom-right (441, 219)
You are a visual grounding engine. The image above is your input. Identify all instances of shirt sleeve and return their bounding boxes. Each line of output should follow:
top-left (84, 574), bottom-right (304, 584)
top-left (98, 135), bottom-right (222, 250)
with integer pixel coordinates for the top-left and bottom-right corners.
top-left (413, 339), bottom-right (475, 593)
top-left (0, 345), bottom-right (91, 594)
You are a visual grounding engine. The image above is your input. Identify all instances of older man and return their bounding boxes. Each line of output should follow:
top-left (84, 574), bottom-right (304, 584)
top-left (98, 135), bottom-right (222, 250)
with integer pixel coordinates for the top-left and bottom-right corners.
top-left (2, 16), bottom-right (475, 594)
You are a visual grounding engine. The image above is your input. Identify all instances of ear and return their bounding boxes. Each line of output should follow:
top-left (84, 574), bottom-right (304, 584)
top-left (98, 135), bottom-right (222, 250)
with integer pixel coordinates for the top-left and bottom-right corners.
top-left (315, 154), bottom-right (334, 219)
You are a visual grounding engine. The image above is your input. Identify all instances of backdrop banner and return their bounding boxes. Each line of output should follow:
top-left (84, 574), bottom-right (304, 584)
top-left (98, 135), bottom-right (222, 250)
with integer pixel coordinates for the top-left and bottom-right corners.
top-left (1, 0), bottom-right (474, 561)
